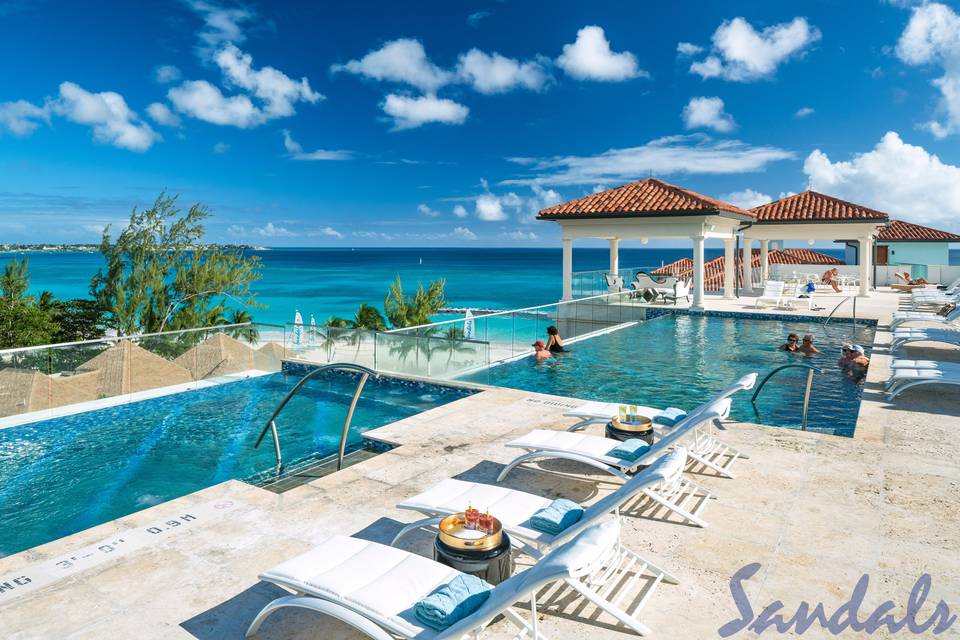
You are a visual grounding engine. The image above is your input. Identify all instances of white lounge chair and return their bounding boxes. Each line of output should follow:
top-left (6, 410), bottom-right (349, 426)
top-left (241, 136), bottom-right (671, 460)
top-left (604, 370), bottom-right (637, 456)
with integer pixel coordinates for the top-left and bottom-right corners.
top-left (782, 282), bottom-right (816, 310)
top-left (885, 366), bottom-right (960, 400)
top-left (891, 328), bottom-right (960, 350)
top-left (605, 273), bottom-right (625, 293)
top-left (394, 448), bottom-right (707, 554)
top-left (248, 519), bottom-right (661, 638)
top-left (754, 281), bottom-right (785, 308)
top-left (889, 359), bottom-right (960, 370)
top-left (660, 279), bottom-right (691, 305)
top-left (563, 372), bottom-right (757, 433)
top-left (497, 398), bottom-right (735, 483)
top-left (889, 306), bottom-right (960, 330)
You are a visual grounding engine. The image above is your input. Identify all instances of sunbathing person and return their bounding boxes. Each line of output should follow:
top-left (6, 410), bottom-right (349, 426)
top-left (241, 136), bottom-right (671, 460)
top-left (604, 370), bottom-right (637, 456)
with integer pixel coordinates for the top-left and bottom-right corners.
top-left (798, 334), bottom-right (820, 355)
top-left (780, 333), bottom-right (800, 352)
top-left (545, 325), bottom-right (566, 353)
top-left (898, 271), bottom-right (928, 285)
top-left (532, 340), bottom-right (552, 360)
top-left (821, 268), bottom-right (842, 293)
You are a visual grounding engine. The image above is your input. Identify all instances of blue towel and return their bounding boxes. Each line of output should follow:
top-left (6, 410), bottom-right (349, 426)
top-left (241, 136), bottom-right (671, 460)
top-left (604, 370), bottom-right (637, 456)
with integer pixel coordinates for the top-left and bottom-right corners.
top-left (529, 498), bottom-right (584, 535)
top-left (415, 574), bottom-right (493, 630)
top-left (654, 407), bottom-right (686, 427)
top-left (608, 438), bottom-right (650, 462)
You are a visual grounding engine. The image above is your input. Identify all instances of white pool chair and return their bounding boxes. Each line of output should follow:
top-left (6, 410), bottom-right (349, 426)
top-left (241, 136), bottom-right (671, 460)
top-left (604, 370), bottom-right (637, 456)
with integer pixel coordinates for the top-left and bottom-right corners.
top-left (754, 281), bottom-right (785, 308)
top-left (248, 519), bottom-right (660, 639)
top-left (890, 359), bottom-right (960, 370)
top-left (889, 306), bottom-right (960, 330)
top-left (885, 366), bottom-right (960, 400)
top-left (783, 282), bottom-right (816, 310)
top-left (497, 398), bottom-right (736, 484)
top-left (395, 448), bottom-right (707, 554)
top-left (891, 328), bottom-right (960, 350)
top-left (563, 372), bottom-right (757, 434)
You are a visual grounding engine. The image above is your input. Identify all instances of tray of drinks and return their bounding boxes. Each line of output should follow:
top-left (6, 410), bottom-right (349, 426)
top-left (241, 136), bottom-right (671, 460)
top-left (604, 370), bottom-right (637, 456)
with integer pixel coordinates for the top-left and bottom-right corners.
top-left (437, 509), bottom-right (503, 552)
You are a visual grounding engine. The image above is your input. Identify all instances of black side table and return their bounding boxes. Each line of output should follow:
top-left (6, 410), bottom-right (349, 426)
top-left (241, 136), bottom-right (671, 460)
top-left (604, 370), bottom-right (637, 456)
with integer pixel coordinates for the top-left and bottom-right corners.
top-left (433, 533), bottom-right (514, 585)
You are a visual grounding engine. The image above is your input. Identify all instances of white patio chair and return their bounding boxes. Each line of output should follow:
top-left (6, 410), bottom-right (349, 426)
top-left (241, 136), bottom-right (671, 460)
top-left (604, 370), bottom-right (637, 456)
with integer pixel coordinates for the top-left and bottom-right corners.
top-left (754, 281), bottom-right (785, 308)
top-left (248, 519), bottom-right (663, 639)
top-left (891, 328), bottom-right (960, 350)
top-left (889, 306), bottom-right (960, 330)
top-left (885, 364), bottom-right (960, 400)
top-left (782, 282), bottom-right (815, 310)
top-left (661, 279), bottom-right (691, 305)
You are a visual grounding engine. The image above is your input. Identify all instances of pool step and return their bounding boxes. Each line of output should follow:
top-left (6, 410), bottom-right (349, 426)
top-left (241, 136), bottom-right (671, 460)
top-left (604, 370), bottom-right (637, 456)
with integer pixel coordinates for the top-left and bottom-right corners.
top-left (254, 448), bottom-right (380, 494)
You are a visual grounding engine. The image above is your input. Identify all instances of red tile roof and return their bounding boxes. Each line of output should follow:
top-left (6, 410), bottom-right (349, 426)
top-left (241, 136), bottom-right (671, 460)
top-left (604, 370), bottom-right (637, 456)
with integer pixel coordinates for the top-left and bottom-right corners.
top-left (877, 219), bottom-right (960, 242)
top-left (651, 248), bottom-right (842, 291)
top-left (537, 178), bottom-right (753, 219)
top-left (750, 191), bottom-right (889, 223)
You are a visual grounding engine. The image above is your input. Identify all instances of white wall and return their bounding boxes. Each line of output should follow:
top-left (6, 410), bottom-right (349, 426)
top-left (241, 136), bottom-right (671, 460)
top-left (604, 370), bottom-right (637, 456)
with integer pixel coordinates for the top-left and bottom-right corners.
top-left (874, 264), bottom-right (960, 286)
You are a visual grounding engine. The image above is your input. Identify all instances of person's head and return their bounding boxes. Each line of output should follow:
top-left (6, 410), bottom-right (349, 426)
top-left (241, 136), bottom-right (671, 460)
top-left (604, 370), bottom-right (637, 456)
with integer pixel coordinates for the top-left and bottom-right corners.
top-left (852, 344), bottom-right (865, 355)
top-left (546, 326), bottom-right (559, 336)
top-left (532, 340), bottom-right (546, 351)
top-left (802, 334), bottom-right (815, 345)
top-left (786, 333), bottom-right (799, 345)
top-left (841, 344), bottom-right (854, 358)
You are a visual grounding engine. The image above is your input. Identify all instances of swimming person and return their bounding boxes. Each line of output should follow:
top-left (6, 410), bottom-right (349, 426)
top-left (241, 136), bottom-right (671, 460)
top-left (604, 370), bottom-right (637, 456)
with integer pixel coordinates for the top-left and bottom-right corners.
top-left (821, 268), bottom-right (842, 293)
top-left (545, 325), bottom-right (566, 353)
top-left (798, 334), bottom-right (820, 355)
top-left (780, 333), bottom-right (800, 352)
top-left (532, 340), bottom-right (552, 360)
top-left (839, 344), bottom-right (869, 379)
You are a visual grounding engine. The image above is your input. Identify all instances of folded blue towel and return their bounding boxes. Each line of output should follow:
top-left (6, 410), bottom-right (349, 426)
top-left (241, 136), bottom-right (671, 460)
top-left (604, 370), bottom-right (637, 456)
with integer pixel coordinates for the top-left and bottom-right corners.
top-left (529, 498), bottom-right (584, 535)
top-left (654, 407), bottom-right (687, 427)
top-left (415, 574), bottom-right (493, 630)
top-left (608, 438), bottom-right (650, 462)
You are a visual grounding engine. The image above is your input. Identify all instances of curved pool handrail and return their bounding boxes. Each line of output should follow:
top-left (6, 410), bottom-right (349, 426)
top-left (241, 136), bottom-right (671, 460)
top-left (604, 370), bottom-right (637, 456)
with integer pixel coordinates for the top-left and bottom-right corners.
top-left (751, 363), bottom-right (823, 431)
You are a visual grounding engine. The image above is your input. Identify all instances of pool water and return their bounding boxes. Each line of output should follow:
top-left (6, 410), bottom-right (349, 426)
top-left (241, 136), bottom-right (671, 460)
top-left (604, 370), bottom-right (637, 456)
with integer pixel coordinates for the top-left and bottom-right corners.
top-left (461, 315), bottom-right (874, 437)
top-left (0, 372), bottom-right (470, 557)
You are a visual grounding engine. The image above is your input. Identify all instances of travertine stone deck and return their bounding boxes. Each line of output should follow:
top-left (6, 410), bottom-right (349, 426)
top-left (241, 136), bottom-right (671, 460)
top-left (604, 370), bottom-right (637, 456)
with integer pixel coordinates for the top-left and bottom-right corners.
top-left (2, 289), bottom-right (958, 639)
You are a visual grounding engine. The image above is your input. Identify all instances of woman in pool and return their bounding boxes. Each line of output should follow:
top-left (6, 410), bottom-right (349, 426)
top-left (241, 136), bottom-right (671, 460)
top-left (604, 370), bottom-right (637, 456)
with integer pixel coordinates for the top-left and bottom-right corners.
top-left (780, 333), bottom-right (800, 352)
top-left (798, 334), bottom-right (820, 355)
top-left (545, 325), bottom-right (566, 353)
top-left (532, 340), bottom-right (552, 360)
top-left (839, 344), bottom-right (870, 369)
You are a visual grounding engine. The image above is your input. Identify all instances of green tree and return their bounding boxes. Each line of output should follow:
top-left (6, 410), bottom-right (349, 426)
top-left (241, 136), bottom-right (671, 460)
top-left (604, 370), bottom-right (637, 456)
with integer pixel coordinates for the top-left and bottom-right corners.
top-left (90, 192), bottom-right (261, 335)
top-left (224, 309), bottom-right (260, 343)
top-left (49, 299), bottom-right (107, 343)
top-left (0, 258), bottom-right (58, 348)
top-left (383, 276), bottom-right (446, 329)
top-left (352, 303), bottom-right (387, 330)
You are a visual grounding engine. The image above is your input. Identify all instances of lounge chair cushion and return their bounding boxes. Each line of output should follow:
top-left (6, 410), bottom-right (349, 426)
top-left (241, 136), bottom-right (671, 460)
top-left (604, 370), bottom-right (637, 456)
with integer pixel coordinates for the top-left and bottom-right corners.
top-left (529, 499), bottom-right (584, 535)
top-left (609, 438), bottom-right (651, 461)
top-left (415, 574), bottom-right (493, 630)
top-left (653, 407), bottom-right (686, 426)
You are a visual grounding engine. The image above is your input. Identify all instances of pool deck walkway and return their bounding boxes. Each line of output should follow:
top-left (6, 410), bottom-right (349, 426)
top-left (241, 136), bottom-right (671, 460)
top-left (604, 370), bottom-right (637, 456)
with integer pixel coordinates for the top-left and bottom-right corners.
top-left (2, 288), bottom-right (958, 639)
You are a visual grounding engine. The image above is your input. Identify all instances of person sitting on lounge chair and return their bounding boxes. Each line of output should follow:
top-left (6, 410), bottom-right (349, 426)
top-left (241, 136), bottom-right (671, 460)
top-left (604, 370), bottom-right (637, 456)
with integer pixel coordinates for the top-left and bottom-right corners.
top-left (898, 271), bottom-right (928, 285)
top-left (532, 340), bottom-right (552, 360)
top-left (545, 325), bottom-right (566, 353)
top-left (822, 268), bottom-right (842, 293)
top-left (798, 334), bottom-right (820, 355)
top-left (780, 333), bottom-right (800, 352)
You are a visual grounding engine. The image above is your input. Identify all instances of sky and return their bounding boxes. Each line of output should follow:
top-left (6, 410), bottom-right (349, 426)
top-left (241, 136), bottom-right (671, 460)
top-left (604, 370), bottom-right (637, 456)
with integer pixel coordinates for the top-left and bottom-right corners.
top-left (2, 0), bottom-right (960, 248)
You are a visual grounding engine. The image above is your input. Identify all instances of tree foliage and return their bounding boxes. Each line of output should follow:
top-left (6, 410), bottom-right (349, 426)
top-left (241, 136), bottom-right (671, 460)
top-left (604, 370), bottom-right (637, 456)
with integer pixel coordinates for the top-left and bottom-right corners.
top-left (383, 276), bottom-right (446, 329)
top-left (0, 258), bottom-right (59, 349)
top-left (90, 192), bottom-right (261, 335)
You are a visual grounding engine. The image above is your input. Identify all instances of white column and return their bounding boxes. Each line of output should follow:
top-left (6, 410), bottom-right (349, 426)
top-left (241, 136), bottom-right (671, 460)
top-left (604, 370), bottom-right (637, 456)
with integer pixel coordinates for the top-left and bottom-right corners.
top-left (741, 237), bottom-right (753, 293)
top-left (760, 239), bottom-right (769, 284)
top-left (562, 237), bottom-right (573, 301)
top-left (723, 237), bottom-right (735, 299)
top-left (859, 236), bottom-right (872, 297)
top-left (609, 237), bottom-right (619, 274)
top-left (692, 235), bottom-right (705, 308)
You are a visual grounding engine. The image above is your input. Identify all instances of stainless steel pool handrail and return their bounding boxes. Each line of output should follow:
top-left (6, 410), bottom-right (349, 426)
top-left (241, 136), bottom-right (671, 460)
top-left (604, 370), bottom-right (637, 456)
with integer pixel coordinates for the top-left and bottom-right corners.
top-left (751, 363), bottom-right (822, 431)
top-left (823, 295), bottom-right (857, 332)
top-left (254, 363), bottom-right (378, 474)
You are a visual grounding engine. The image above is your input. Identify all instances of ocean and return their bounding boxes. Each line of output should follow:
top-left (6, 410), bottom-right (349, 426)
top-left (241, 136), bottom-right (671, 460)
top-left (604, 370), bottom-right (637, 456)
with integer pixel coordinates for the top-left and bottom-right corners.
top-left (0, 246), bottom-right (921, 327)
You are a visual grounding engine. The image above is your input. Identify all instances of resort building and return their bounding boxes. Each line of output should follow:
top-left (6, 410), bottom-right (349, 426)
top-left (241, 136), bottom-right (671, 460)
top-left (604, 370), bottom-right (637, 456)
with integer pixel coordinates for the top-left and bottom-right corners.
top-left (847, 218), bottom-right (960, 267)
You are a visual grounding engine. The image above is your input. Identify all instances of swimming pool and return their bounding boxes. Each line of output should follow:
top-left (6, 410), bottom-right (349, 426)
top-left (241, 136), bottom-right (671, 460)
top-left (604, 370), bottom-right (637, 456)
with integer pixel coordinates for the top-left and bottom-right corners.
top-left (0, 371), bottom-right (471, 557)
top-left (460, 314), bottom-right (874, 437)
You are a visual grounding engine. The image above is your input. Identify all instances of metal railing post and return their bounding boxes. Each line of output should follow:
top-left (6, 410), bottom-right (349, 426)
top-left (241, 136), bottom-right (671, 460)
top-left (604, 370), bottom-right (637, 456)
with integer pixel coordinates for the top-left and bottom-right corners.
top-left (337, 372), bottom-right (370, 470)
top-left (269, 420), bottom-right (282, 473)
top-left (801, 368), bottom-right (814, 431)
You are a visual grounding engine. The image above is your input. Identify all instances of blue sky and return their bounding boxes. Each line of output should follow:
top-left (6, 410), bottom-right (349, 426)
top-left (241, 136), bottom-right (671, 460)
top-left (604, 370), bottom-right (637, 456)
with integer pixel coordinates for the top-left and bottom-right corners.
top-left (2, 0), bottom-right (960, 247)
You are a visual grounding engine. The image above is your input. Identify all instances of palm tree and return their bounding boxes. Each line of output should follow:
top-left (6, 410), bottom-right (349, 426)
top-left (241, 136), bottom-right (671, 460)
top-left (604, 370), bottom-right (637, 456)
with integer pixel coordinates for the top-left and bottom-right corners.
top-left (224, 308), bottom-right (259, 343)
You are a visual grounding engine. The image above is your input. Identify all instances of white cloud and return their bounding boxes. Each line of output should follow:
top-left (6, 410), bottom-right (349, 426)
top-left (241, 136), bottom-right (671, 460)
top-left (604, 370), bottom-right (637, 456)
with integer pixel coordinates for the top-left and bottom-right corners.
top-left (803, 131), bottom-right (960, 229)
top-left (214, 44), bottom-right (322, 119)
top-left (677, 42), bottom-right (704, 56)
top-left (381, 94), bottom-right (469, 130)
top-left (168, 80), bottom-right (261, 127)
top-left (500, 229), bottom-right (538, 241)
top-left (52, 82), bottom-right (160, 152)
top-left (895, 3), bottom-right (960, 137)
top-left (689, 17), bottom-right (821, 82)
top-left (467, 183), bottom-right (561, 224)
top-left (185, 0), bottom-right (253, 55)
top-left (280, 129), bottom-right (351, 160)
top-left (501, 134), bottom-right (794, 187)
top-left (332, 38), bottom-right (452, 93)
top-left (212, 141), bottom-right (229, 154)
top-left (794, 106), bottom-right (815, 118)
top-left (0, 100), bottom-right (50, 136)
top-left (153, 65), bottom-right (182, 84)
top-left (353, 230), bottom-right (393, 241)
top-left (467, 10), bottom-right (491, 27)
top-left (417, 203), bottom-right (440, 217)
top-left (146, 102), bottom-right (181, 127)
top-left (456, 49), bottom-right (549, 94)
top-left (721, 188), bottom-right (772, 209)
top-left (475, 193), bottom-right (506, 221)
top-left (312, 226), bottom-right (344, 239)
top-left (229, 221), bottom-right (295, 238)
top-left (682, 96), bottom-right (736, 132)
top-left (453, 226), bottom-right (477, 240)
top-left (557, 26), bottom-right (647, 81)
top-left (452, 204), bottom-right (468, 218)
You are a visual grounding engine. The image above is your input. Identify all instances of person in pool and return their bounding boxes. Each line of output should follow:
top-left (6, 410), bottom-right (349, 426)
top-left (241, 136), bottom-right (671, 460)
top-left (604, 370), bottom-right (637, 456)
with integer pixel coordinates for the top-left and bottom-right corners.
top-left (798, 334), bottom-right (820, 355)
top-left (545, 325), bottom-right (566, 353)
top-left (780, 333), bottom-right (800, 352)
top-left (839, 344), bottom-right (870, 370)
top-left (532, 340), bottom-right (552, 360)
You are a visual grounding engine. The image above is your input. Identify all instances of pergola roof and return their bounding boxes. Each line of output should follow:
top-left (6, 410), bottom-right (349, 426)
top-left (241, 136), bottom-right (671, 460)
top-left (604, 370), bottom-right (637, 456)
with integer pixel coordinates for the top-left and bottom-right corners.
top-left (537, 178), bottom-right (753, 220)
top-left (750, 190), bottom-right (890, 223)
top-left (877, 219), bottom-right (960, 242)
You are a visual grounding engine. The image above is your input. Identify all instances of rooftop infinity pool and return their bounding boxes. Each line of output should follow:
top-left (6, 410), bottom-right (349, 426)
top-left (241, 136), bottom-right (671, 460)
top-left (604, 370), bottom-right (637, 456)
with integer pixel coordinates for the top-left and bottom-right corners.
top-left (460, 314), bottom-right (875, 437)
top-left (0, 371), bottom-right (471, 557)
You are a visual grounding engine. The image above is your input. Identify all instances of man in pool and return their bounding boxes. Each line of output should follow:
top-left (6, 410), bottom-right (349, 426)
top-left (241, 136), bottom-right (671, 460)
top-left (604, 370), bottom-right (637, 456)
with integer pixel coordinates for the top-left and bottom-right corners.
top-left (780, 333), bottom-right (800, 352)
top-left (545, 325), bottom-right (566, 353)
top-left (839, 344), bottom-right (870, 372)
top-left (532, 340), bottom-right (552, 360)
top-left (798, 334), bottom-right (820, 355)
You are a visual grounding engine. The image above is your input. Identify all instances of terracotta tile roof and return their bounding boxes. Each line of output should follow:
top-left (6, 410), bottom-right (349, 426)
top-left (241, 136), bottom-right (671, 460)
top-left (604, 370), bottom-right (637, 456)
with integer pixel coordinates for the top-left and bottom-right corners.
top-left (750, 191), bottom-right (889, 223)
top-left (537, 178), bottom-right (753, 219)
top-left (877, 219), bottom-right (960, 242)
top-left (650, 248), bottom-right (842, 291)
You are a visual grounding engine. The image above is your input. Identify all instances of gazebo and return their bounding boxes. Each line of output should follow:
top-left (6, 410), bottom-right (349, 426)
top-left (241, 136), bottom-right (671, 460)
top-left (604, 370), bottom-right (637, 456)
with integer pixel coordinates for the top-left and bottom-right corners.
top-left (537, 180), bottom-right (891, 307)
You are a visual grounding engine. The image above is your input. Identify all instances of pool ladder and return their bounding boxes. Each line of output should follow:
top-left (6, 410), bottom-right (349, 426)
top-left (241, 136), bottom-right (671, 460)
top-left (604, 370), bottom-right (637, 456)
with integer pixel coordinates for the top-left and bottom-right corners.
top-left (254, 363), bottom-right (379, 475)
top-left (751, 363), bottom-right (822, 431)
